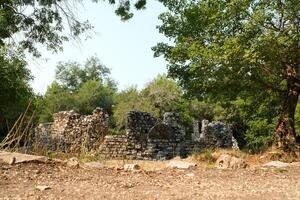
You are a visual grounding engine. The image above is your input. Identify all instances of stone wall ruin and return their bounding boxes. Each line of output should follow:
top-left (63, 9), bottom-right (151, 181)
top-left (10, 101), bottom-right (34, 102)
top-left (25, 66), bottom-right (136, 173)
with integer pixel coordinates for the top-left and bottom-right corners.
top-left (35, 108), bottom-right (109, 153)
top-left (99, 112), bottom-right (238, 160)
top-left (99, 112), bottom-right (188, 160)
top-left (34, 108), bottom-right (239, 159)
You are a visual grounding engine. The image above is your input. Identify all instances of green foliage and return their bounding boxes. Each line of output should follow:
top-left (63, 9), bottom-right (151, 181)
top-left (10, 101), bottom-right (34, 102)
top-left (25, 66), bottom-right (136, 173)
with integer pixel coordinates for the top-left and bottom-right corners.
top-left (113, 75), bottom-right (185, 130)
top-left (0, 1), bottom-right (147, 56)
top-left (76, 80), bottom-right (115, 115)
top-left (36, 82), bottom-right (76, 122)
top-left (153, 0), bottom-right (293, 100)
top-left (55, 56), bottom-right (112, 91)
top-left (113, 87), bottom-right (159, 130)
top-left (294, 103), bottom-right (300, 136)
top-left (0, 1), bottom-right (92, 56)
top-left (154, 0), bottom-right (300, 149)
top-left (36, 57), bottom-right (116, 123)
top-left (98, 0), bottom-right (147, 21)
top-left (244, 119), bottom-right (275, 153)
top-left (216, 93), bottom-right (281, 152)
top-left (192, 149), bottom-right (215, 164)
top-left (188, 99), bottom-right (215, 121)
top-left (174, 98), bottom-right (216, 135)
top-left (142, 74), bottom-right (183, 114)
top-left (0, 46), bottom-right (34, 138)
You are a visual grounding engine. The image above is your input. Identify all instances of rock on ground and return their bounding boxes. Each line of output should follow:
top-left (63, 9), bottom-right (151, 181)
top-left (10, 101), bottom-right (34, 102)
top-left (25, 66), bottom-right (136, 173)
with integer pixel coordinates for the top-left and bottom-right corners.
top-left (124, 164), bottom-right (140, 171)
top-left (83, 162), bottom-right (104, 169)
top-left (0, 151), bottom-right (47, 164)
top-left (66, 157), bottom-right (79, 168)
top-left (262, 161), bottom-right (290, 168)
top-left (166, 160), bottom-right (197, 169)
top-left (35, 185), bottom-right (51, 191)
top-left (215, 154), bottom-right (247, 169)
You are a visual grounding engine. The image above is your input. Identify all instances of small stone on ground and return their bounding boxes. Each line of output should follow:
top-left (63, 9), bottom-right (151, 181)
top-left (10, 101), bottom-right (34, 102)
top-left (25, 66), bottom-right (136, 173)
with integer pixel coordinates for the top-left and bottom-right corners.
top-left (66, 157), bottom-right (79, 168)
top-left (35, 185), bottom-right (51, 191)
top-left (166, 160), bottom-right (197, 169)
top-left (124, 164), bottom-right (140, 171)
top-left (262, 161), bottom-right (290, 168)
top-left (83, 162), bottom-right (104, 169)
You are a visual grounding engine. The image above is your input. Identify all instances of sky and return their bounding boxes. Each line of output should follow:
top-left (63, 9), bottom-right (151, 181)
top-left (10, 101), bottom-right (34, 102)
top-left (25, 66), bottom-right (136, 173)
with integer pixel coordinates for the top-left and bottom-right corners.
top-left (27, 1), bottom-right (169, 94)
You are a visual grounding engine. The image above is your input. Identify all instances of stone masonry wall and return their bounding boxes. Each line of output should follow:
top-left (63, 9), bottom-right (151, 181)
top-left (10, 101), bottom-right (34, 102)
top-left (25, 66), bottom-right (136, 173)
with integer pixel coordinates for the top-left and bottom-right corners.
top-left (35, 108), bottom-right (238, 159)
top-left (195, 120), bottom-right (233, 148)
top-left (99, 111), bottom-right (238, 160)
top-left (99, 112), bottom-right (187, 160)
top-left (35, 108), bottom-right (109, 153)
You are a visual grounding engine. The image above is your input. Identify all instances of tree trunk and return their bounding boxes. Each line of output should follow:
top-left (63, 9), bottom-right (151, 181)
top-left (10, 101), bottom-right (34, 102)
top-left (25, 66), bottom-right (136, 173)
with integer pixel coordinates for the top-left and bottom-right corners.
top-left (274, 82), bottom-right (300, 151)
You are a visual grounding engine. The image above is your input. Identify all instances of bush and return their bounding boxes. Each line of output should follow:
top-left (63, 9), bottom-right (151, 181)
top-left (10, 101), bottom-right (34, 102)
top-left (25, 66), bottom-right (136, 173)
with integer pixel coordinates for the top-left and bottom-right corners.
top-left (192, 149), bottom-right (215, 163)
top-left (244, 119), bottom-right (274, 153)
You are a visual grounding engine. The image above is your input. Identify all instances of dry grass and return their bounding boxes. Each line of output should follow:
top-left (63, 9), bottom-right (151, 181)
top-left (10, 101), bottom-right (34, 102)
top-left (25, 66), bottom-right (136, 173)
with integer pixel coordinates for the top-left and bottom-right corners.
top-left (37, 147), bottom-right (300, 171)
top-left (0, 101), bottom-right (35, 152)
top-left (261, 148), bottom-right (300, 163)
top-left (192, 149), bottom-right (215, 163)
top-left (40, 147), bottom-right (300, 172)
top-left (191, 147), bottom-right (300, 168)
top-left (191, 148), bottom-right (275, 167)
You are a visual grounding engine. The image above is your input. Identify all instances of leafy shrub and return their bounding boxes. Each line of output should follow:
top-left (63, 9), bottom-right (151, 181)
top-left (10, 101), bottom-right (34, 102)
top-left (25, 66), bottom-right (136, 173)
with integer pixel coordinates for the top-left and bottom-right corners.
top-left (245, 119), bottom-right (274, 153)
top-left (193, 149), bottom-right (215, 163)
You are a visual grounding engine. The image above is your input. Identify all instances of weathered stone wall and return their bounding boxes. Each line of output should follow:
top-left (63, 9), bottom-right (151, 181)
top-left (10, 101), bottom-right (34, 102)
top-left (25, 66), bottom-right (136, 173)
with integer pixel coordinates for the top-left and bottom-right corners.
top-left (35, 108), bottom-right (238, 160)
top-left (98, 135), bottom-right (128, 159)
top-left (99, 112), bottom-right (238, 160)
top-left (35, 123), bottom-right (57, 151)
top-left (126, 111), bottom-right (156, 149)
top-left (99, 111), bottom-right (187, 160)
top-left (191, 120), bottom-right (236, 148)
top-left (35, 108), bottom-right (109, 153)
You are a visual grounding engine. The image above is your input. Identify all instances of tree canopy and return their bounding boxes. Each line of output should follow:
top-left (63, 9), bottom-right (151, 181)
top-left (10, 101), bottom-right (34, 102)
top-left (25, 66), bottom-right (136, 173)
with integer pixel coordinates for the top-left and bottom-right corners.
top-left (0, 46), bottom-right (33, 139)
top-left (36, 56), bottom-right (116, 122)
top-left (0, 0), bottom-right (147, 56)
top-left (55, 56), bottom-right (113, 91)
top-left (113, 75), bottom-right (183, 130)
top-left (153, 0), bottom-right (300, 151)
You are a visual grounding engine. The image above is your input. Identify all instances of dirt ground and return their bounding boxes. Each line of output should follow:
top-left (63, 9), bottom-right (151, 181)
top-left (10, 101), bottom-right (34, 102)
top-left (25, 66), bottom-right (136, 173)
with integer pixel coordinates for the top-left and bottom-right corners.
top-left (1, 159), bottom-right (300, 200)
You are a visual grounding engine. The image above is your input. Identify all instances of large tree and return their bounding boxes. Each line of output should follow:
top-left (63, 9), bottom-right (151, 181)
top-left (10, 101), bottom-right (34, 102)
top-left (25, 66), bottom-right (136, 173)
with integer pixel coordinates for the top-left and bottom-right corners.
top-left (153, 0), bottom-right (300, 151)
top-left (0, 46), bottom-right (33, 138)
top-left (36, 56), bottom-right (116, 122)
top-left (113, 75), bottom-right (184, 130)
top-left (55, 56), bottom-right (114, 91)
top-left (0, 0), bottom-right (147, 55)
top-left (141, 74), bottom-right (183, 114)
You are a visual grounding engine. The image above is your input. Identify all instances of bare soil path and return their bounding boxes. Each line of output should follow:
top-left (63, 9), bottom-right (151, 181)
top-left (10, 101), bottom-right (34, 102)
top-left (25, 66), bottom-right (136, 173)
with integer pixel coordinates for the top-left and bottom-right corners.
top-left (1, 160), bottom-right (300, 200)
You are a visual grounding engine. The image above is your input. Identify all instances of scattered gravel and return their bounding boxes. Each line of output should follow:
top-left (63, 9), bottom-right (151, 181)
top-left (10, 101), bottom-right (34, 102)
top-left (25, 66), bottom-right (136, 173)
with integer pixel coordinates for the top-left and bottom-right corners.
top-left (1, 160), bottom-right (300, 200)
